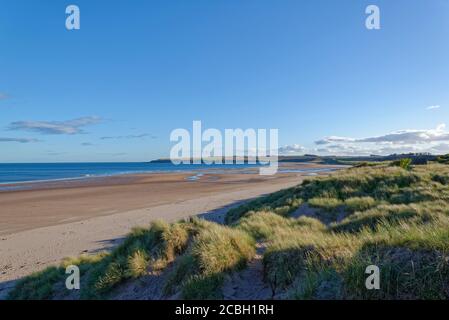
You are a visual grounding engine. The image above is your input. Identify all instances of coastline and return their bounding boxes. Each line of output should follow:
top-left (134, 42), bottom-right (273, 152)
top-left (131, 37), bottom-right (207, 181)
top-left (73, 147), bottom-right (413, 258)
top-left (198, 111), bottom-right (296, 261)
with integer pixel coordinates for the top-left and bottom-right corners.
top-left (0, 163), bottom-right (336, 192)
top-left (0, 163), bottom-right (344, 293)
top-left (0, 162), bottom-right (263, 188)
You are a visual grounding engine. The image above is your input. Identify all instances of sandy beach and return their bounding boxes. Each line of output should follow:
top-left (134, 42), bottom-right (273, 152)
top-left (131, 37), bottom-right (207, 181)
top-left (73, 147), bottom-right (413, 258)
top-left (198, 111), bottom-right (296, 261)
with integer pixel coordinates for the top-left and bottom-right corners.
top-left (0, 163), bottom-right (341, 296)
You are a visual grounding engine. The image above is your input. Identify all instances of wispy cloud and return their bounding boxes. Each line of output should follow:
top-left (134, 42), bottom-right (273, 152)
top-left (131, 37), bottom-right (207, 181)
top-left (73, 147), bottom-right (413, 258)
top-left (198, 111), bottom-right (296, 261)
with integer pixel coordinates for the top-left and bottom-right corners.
top-left (0, 137), bottom-right (40, 143)
top-left (315, 124), bottom-right (449, 145)
top-left (278, 144), bottom-right (305, 155)
top-left (315, 136), bottom-right (355, 145)
top-left (426, 105), bottom-right (441, 110)
top-left (100, 133), bottom-right (155, 140)
top-left (81, 142), bottom-right (94, 146)
top-left (312, 124), bottom-right (449, 156)
top-left (8, 116), bottom-right (102, 135)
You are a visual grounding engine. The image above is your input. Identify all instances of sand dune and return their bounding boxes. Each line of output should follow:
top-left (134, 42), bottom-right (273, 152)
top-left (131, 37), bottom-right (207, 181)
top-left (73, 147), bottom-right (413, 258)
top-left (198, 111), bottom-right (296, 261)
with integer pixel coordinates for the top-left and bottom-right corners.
top-left (0, 164), bottom-right (340, 297)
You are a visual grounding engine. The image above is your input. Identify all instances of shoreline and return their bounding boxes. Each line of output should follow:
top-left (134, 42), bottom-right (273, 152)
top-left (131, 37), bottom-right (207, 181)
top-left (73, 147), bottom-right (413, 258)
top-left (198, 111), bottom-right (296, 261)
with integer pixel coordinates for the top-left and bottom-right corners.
top-left (0, 162), bottom-right (264, 189)
top-left (0, 162), bottom-right (340, 191)
top-left (0, 163), bottom-right (344, 293)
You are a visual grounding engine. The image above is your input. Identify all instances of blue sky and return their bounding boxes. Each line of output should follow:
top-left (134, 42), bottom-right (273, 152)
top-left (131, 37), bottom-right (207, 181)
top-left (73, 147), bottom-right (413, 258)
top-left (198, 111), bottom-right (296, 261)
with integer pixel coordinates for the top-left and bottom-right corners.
top-left (1, 0), bottom-right (449, 162)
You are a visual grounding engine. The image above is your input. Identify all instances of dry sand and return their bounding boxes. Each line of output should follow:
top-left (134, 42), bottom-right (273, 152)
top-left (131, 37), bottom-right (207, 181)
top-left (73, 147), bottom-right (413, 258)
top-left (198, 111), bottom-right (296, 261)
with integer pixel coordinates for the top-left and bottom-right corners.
top-left (0, 164), bottom-right (342, 297)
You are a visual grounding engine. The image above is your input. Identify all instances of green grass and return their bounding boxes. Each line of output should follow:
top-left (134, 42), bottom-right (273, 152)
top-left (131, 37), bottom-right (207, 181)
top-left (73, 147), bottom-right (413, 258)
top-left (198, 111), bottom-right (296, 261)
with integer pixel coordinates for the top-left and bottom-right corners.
top-left (225, 188), bottom-right (303, 224)
top-left (165, 219), bottom-right (255, 299)
top-left (8, 220), bottom-right (191, 300)
top-left (9, 218), bottom-right (254, 300)
top-left (437, 154), bottom-right (449, 164)
top-left (344, 196), bottom-right (377, 212)
top-left (9, 163), bottom-right (449, 300)
top-left (391, 158), bottom-right (412, 170)
top-left (85, 220), bottom-right (191, 298)
top-left (8, 253), bottom-right (107, 300)
top-left (432, 173), bottom-right (449, 185)
top-left (7, 267), bottom-right (64, 300)
top-left (227, 163), bottom-right (449, 299)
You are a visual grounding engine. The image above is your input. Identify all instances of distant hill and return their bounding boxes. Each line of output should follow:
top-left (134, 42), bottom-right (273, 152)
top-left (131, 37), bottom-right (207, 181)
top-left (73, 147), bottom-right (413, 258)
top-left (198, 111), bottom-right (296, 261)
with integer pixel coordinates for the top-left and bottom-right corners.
top-left (279, 153), bottom-right (439, 165)
top-left (150, 153), bottom-right (441, 165)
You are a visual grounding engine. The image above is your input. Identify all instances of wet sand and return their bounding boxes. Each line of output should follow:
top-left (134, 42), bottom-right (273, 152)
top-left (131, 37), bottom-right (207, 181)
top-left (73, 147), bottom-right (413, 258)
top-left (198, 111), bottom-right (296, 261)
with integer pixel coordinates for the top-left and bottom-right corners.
top-left (1, 170), bottom-right (299, 236)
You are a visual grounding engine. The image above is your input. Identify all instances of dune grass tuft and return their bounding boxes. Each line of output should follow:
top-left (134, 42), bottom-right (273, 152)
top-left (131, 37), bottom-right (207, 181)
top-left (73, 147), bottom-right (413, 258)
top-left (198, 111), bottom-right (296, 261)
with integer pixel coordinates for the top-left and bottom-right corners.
top-left (165, 219), bottom-right (255, 299)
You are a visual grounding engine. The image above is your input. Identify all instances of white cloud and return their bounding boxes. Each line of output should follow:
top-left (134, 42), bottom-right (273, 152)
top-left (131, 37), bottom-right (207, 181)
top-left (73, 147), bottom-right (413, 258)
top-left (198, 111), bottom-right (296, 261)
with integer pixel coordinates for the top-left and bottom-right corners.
top-left (426, 105), bottom-right (441, 110)
top-left (315, 124), bottom-right (449, 145)
top-left (428, 143), bottom-right (449, 153)
top-left (315, 136), bottom-right (355, 145)
top-left (311, 124), bottom-right (449, 155)
top-left (9, 116), bottom-right (102, 135)
top-left (278, 144), bottom-right (305, 155)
